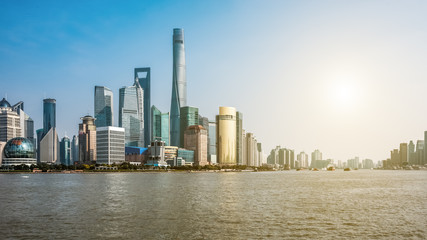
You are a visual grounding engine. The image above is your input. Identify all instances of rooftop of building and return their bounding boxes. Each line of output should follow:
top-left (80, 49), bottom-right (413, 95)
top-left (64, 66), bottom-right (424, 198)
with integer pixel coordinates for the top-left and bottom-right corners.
top-left (0, 98), bottom-right (11, 108)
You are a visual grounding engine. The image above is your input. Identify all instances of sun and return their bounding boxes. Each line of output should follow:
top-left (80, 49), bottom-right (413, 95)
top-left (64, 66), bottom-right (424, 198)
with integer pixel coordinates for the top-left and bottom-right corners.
top-left (330, 78), bottom-right (361, 109)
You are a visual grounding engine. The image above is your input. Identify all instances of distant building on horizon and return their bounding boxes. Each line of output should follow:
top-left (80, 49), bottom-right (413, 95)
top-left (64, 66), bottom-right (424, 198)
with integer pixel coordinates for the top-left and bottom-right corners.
top-left (59, 136), bottom-right (71, 166)
top-left (94, 86), bottom-right (113, 128)
top-left (236, 112), bottom-right (243, 165)
top-left (71, 135), bottom-right (79, 164)
top-left (399, 143), bottom-right (408, 165)
top-left (170, 28), bottom-right (187, 147)
top-left (184, 125), bottom-right (208, 166)
top-left (39, 98), bottom-right (58, 164)
top-left (208, 122), bottom-right (217, 164)
top-left (416, 140), bottom-right (424, 165)
top-left (151, 106), bottom-right (170, 146)
top-left (297, 151), bottom-right (309, 168)
top-left (119, 78), bottom-right (144, 147)
top-left (79, 115), bottom-right (96, 163)
top-left (134, 67), bottom-right (151, 147)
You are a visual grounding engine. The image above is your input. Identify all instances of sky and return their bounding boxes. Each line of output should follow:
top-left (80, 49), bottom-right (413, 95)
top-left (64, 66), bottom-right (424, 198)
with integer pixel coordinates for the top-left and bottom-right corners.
top-left (1, 0), bottom-right (426, 162)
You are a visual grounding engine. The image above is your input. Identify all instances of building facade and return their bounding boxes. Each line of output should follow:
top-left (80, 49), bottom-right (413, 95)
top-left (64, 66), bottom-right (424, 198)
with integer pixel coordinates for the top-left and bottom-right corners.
top-left (79, 115), bottom-right (97, 163)
top-left (179, 106), bottom-right (198, 147)
top-left (119, 79), bottom-right (144, 147)
top-left (151, 106), bottom-right (170, 146)
top-left (59, 136), bottom-right (71, 166)
top-left (96, 126), bottom-right (125, 165)
top-left (134, 68), bottom-right (151, 147)
top-left (236, 112), bottom-right (243, 165)
top-left (94, 86), bottom-right (113, 127)
top-left (170, 28), bottom-right (187, 147)
top-left (39, 98), bottom-right (58, 164)
top-left (216, 107), bottom-right (236, 165)
top-left (0, 98), bottom-right (22, 142)
top-left (184, 125), bottom-right (208, 166)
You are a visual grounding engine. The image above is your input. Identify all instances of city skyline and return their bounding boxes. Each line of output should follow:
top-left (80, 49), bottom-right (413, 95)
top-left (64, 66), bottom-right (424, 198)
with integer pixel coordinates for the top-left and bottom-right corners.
top-left (1, 1), bottom-right (427, 162)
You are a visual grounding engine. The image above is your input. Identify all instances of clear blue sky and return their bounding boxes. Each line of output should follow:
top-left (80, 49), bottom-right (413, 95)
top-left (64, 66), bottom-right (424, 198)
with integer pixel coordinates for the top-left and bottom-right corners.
top-left (1, 0), bottom-right (427, 162)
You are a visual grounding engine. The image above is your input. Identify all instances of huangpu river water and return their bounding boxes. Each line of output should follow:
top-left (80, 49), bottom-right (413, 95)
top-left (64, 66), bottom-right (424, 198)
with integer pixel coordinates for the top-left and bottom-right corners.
top-left (0, 170), bottom-right (426, 239)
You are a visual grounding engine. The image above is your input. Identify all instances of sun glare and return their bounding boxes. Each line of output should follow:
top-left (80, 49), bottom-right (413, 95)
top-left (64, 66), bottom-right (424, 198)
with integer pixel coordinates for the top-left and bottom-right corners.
top-left (329, 76), bottom-right (362, 110)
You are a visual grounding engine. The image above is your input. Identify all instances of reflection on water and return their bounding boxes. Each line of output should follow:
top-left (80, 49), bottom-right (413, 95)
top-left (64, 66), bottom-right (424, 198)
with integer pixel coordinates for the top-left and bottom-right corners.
top-left (0, 171), bottom-right (426, 239)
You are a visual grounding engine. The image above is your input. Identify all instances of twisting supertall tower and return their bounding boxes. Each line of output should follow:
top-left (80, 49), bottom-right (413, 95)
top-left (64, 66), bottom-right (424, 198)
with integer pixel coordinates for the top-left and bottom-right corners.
top-left (170, 28), bottom-right (187, 147)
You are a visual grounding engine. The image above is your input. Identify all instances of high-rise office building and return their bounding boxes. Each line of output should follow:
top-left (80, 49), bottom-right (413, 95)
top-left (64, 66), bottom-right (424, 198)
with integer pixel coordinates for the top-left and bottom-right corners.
top-left (208, 122), bottom-right (217, 164)
top-left (71, 135), bottom-right (79, 164)
top-left (297, 151), bottom-right (309, 168)
top-left (257, 143), bottom-right (263, 166)
top-left (119, 79), bottom-right (144, 147)
top-left (216, 107), bottom-right (236, 165)
top-left (416, 140), bottom-right (424, 165)
top-left (408, 140), bottom-right (415, 164)
top-left (236, 112), bottom-right (243, 165)
top-left (151, 106), bottom-right (170, 146)
top-left (11, 101), bottom-right (34, 145)
top-left (134, 68), bottom-right (151, 147)
top-left (59, 136), bottom-right (71, 166)
top-left (39, 98), bottom-right (58, 164)
top-left (0, 98), bottom-right (22, 142)
top-left (79, 115), bottom-right (97, 163)
top-left (94, 86), bottom-right (113, 127)
top-left (96, 126), bottom-right (125, 165)
top-left (399, 143), bottom-right (408, 165)
top-left (390, 149), bottom-right (399, 166)
top-left (179, 106), bottom-right (198, 147)
top-left (170, 28), bottom-right (187, 147)
top-left (43, 99), bottom-right (56, 136)
top-left (184, 125), bottom-right (208, 166)
top-left (36, 129), bottom-right (43, 163)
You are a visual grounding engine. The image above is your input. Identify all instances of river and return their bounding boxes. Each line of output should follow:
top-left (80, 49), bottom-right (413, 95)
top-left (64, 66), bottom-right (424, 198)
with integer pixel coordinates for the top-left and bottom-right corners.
top-left (0, 170), bottom-right (426, 239)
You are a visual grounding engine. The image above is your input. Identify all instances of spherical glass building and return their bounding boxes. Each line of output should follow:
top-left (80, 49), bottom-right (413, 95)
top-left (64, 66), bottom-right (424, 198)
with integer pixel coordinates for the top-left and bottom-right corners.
top-left (1, 137), bottom-right (37, 166)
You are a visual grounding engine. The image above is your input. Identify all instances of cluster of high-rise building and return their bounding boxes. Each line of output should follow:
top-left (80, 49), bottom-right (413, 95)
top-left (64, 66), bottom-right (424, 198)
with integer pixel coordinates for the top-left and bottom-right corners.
top-left (382, 132), bottom-right (427, 169)
top-left (0, 28), bottom-right (266, 168)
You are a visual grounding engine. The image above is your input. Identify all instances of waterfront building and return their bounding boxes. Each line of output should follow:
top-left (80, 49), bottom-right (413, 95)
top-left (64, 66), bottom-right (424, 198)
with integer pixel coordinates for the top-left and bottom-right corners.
top-left (245, 132), bottom-right (256, 167)
top-left (0, 141), bottom-right (6, 165)
top-left (184, 125), bottom-right (208, 166)
top-left (1, 137), bottom-right (36, 166)
top-left (236, 112), bottom-right (243, 165)
top-left (36, 129), bottom-right (43, 163)
top-left (347, 157), bottom-right (360, 169)
top-left (399, 143), bottom-right (408, 165)
top-left (416, 140), bottom-right (424, 165)
top-left (216, 107), bottom-right (236, 165)
top-left (257, 142), bottom-right (263, 166)
top-left (297, 152), bottom-right (309, 168)
top-left (94, 86), bottom-right (113, 127)
top-left (362, 159), bottom-right (374, 169)
top-left (208, 122), bottom-right (216, 164)
top-left (71, 135), bottom-right (79, 164)
top-left (119, 78), bottom-right (144, 147)
top-left (151, 106), bottom-right (170, 146)
top-left (96, 126), bottom-right (125, 165)
top-left (125, 146), bottom-right (148, 164)
top-left (79, 115), bottom-right (97, 163)
top-left (177, 148), bottom-right (194, 165)
top-left (59, 136), bottom-right (71, 166)
top-left (267, 146), bottom-right (281, 165)
top-left (39, 98), bottom-right (58, 164)
top-left (0, 98), bottom-right (22, 142)
top-left (134, 68), bottom-right (151, 147)
top-left (408, 140), bottom-right (415, 164)
top-left (179, 106), bottom-right (198, 147)
top-left (43, 98), bottom-right (56, 136)
top-left (170, 28), bottom-right (187, 147)
top-left (165, 146), bottom-right (178, 166)
top-left (424, 131), bottom-right (427, 165)
top-left (12, 101), bottom-right (34, 144)
top-left (147, 140), bottom-right (167, 167)
top-left (390, 149), bottom-right (399, 166)
top-left (310, 149), bottom-right (323, 168)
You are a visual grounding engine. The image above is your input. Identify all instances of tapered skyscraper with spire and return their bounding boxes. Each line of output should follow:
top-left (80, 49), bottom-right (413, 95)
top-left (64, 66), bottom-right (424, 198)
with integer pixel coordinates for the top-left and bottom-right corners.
top-left (170, 28), bottom-right (187, 147)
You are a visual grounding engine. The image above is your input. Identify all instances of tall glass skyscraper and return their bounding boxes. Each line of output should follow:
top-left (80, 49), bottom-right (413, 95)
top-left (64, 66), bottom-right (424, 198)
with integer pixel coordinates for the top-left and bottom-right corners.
top-left (94, 86), bottom-right (113, 127)
top-left (43, 98), bottom-right (56, 136)
top-left (151, 105), bottom-right (170, 146)
top-left (170, 28), bottom-right (187, 147)
top-left (119, 79), bottom-right (144, 147)
top-left (236, 112), bottom-right (243, 165)
top-left (179, 106), bottom-right (198, 147)
top-left (134, 68), bottom-right (151, 147)
top-left (60, 136), bottom-right (71, 166)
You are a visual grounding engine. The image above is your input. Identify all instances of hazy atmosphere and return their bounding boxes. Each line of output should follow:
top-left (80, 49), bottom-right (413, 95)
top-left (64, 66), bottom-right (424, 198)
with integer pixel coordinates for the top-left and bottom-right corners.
top-left (1, 0), bottom-right (426, 162)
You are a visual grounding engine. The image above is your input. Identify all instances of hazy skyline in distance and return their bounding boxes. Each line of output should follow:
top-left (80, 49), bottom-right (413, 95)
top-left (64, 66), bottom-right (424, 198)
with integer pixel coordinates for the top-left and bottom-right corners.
top-left (1, 0), bottom-right (426, 162)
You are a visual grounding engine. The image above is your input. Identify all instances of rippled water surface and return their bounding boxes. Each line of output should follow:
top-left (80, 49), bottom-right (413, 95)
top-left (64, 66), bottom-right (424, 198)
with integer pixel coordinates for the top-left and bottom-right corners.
top-left (0, 170), bottom-right (426, 239)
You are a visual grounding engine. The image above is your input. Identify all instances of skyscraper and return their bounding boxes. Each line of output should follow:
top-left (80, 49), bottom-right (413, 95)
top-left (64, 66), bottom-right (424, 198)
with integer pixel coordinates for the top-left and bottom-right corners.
top-left (134, 68), bottom-right (151, 147)
top-left (208, 122), bottom-right (217, 164)
top-left (71, 135), bottom-right (79, 164)
top-left (216, 107), bottom-right (236, 165)
top-left (59, 136), bottom-right (71, 166)
top-left (43, 99), bottom-right (56, 136)
top-left (424, 131), bottom-right (427, 165)
top-left (399, 143), bottom-right (408, 165)
top-left (170, 28), bottom-right (187, 147)
top-left (151, 106), bottom-right (170, 146)
top-left (236, 112), bottom-right (243, 165)
top-left (416, 140), bottom-right (424, 165)
top-left (408, 140), bottom-right (415, 164)
top-left (119, 78), bottom-right (144, 147)
top-left (94, 86), bottom-right (113, 127)
top-left (39, 98), bottom-right (58, 164)
top-left (0, 98), bottom-right (22, 142)
top-left (79, 115), bottom-right (97, 163)
top-left (179, 106), bottom-right (198, 147)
